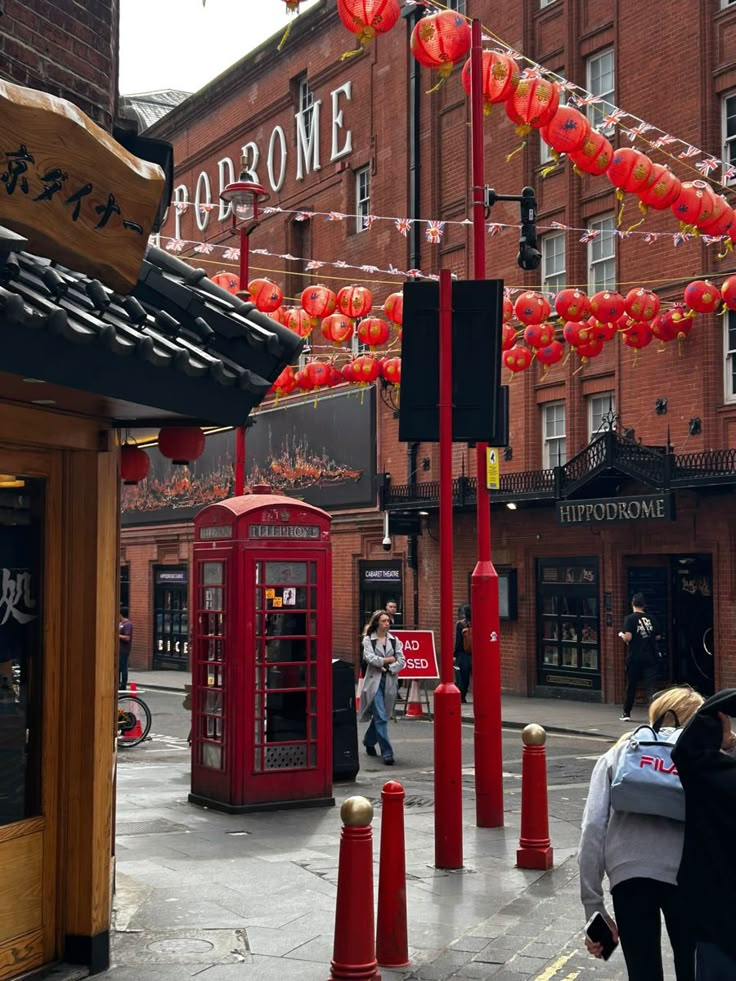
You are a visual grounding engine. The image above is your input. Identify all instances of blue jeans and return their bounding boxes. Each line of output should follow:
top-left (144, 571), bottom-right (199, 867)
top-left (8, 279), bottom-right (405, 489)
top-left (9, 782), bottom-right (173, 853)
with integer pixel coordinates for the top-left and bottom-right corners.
top-left (364, 680), bottom-right (393, 761)
top-left (696, 943), bottom-right (736, 979)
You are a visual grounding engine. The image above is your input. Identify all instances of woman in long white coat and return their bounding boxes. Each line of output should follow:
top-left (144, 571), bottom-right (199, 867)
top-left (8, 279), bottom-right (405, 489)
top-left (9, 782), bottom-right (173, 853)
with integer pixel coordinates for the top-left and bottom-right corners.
top-left (359, 609), bottom-right (405, 765)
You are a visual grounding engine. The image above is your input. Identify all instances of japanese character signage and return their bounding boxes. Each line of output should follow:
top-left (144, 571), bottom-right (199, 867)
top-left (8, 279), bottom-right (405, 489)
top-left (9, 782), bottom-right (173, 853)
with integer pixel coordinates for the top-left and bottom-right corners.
top-left (0, 80), bottom-right (165, 293)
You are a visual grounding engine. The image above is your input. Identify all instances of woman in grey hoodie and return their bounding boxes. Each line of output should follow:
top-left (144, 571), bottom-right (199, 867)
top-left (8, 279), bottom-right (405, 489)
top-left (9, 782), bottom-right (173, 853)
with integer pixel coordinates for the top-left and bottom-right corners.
top-left (578, 686), bottom-right (704, 981)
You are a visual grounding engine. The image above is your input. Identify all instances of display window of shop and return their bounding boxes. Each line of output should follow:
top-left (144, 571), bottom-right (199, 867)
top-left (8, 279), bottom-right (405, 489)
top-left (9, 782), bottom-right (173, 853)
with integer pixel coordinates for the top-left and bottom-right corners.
top-left (359, 560), bottom-right (403, 635)
top-left (152, 565), bottom-right (189, 670)
top-left (537, 558), bottom-right (601, 691)
top-left (120, 564), bottom-right (130, 614)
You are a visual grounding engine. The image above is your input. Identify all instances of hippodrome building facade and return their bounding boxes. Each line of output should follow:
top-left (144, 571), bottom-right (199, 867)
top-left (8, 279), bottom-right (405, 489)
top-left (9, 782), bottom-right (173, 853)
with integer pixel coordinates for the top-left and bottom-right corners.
top-left (122, 0), bottom-right (736, 703)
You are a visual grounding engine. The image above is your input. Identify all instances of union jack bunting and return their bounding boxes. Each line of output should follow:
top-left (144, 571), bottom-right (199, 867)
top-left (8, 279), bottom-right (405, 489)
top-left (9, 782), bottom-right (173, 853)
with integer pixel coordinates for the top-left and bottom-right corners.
top-left (193, 243), bottom-right (214, 254)
top-left (695, 157), bottom-right (719, 176)
top-left (222, 248), bottom-right (240, 260)
top-left (363, 215), bottom-right (376, 231)
top-left (652, 134), bottom-right (677, 148)
top-left (305, 260), bottom-right (325, 270)
top-left (486, 223), bottom-right (502, 236)
top-left (406, 268), bottom-right (423, 278)
top-left (394, 217), bottom-right (413, 236)
top-left (573, 93), bottom-right (603, 108)
top-left (602, 108), bottom-right (627, 128)
top-left (166, 239), bottom-right (186, 252)
top-left (175, 202), bottom-right (189, 215)
top-left (262, 206), bottom-right (282, 215)
top-left (627, 121), bottom-right (655, 141)
top-left (425, 220), bottom-right (446, 243)
top-left (281, 253), bottom-right (298, 261)
top-left (360, 265), bottom-right (380, 273)
top-left (702, 235), bottom-right (726, 246)
top-left (549, 220), bottom-right (570, 230)
top-left (678, 145), bottom-right (700, 159)
top-left (294, 211), bottom-right (314, 221)
top-left (643, 233), bottom-right (660, 244)
top-left (673, 232), bottom-right (693, 247)
top-left (333, 260), bottom-right (349, 268)
top-left (388, 264), bottom-right (402, 275)
top-left (616, 229), bottom-right (634, 240)
top-left (251, 248), bottom-right (269, 255)
top-left (579, 229), bottom-right (600, 243)
top-left (721, 165), bottom-right (736, 184)
top-left (327, 212), bottom-right (347, 221)
top-left (198, 203), bottom-right (214, 213)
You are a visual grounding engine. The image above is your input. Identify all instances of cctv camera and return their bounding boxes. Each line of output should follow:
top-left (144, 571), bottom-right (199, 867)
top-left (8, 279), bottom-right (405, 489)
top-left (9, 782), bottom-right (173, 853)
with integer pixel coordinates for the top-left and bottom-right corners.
top-left (382, 535), bottom-right (392, 552)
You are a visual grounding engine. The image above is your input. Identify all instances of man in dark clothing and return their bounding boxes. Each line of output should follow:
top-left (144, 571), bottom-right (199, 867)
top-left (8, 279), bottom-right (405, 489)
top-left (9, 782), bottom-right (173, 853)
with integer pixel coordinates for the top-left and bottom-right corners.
top-left (618, 592), bottom-right (659, 721)
top-left (454, 604), bottom-right (472, 704)
top-left (671, 690), bottom-right (736, 978)
top-left (119, 609), bottom-right (133, 691)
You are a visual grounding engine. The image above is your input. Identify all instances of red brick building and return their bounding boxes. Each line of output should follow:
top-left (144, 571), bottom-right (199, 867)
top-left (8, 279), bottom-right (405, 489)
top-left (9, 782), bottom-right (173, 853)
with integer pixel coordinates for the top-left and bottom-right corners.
top-left (123, 0), bottom-right (736, 703)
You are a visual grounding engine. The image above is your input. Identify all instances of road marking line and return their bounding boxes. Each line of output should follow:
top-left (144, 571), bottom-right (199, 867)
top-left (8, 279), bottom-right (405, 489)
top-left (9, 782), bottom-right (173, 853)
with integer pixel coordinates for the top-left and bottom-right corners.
top-left (533, 951), bottom-right (576, 980)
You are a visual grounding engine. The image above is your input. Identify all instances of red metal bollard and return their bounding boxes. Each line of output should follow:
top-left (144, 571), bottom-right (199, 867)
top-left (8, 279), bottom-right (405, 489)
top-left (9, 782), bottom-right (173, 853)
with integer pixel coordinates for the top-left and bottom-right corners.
top-left (376, 781), bottom-right (410, 968)
top-left (516, 724), bottom-right (554, 870)
top-left (328, 796), bottom-right (381, 981)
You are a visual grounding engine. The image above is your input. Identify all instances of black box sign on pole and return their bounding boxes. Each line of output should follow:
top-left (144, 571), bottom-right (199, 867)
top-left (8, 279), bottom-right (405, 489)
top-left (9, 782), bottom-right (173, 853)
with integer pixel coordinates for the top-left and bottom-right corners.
top-left (398, 279), bottom-right (504, 443)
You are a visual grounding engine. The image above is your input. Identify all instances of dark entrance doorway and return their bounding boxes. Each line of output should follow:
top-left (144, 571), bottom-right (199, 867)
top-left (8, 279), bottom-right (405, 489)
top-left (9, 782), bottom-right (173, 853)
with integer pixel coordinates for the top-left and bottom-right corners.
top-left (152, 565), bottom-right (189, 671)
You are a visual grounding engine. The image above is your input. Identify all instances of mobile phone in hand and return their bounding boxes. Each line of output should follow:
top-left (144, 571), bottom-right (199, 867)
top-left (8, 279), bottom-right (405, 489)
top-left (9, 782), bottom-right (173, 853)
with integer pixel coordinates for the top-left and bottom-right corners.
top-left (585, 912), bottom-right (618, 961)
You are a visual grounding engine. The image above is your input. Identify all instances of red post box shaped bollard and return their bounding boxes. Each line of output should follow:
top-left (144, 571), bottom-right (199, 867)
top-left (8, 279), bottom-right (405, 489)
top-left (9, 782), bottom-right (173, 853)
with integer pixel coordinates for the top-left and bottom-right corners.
top-left (516, 723), bottom-right (554, 871)
top-left (376, 780), bottom-right (410, 968)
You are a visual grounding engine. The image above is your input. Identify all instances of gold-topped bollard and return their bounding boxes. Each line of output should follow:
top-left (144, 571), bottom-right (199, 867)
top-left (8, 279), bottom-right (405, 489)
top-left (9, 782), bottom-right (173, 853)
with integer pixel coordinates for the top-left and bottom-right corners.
top-left (328, 797), bottom-right (380, 981)
top-left (516, 724), bottom-right (554, 871)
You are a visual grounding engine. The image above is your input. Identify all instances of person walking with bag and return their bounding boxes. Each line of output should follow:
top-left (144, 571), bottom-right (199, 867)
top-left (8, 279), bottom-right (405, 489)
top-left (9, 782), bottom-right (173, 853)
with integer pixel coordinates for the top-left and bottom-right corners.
top-left (359, 609), bottom-right (405, 765)
top-left (453, 604), bottom-right (472, 703)
top-left (578, 685), bottom-right (705, 981)
top-left (618, 592), bottom-right (660, 721)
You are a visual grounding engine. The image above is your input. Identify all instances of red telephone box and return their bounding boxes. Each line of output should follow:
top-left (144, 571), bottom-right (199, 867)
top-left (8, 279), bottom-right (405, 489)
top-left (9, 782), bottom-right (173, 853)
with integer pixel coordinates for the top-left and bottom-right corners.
top-left (190, 490), bottom-right (334, 812)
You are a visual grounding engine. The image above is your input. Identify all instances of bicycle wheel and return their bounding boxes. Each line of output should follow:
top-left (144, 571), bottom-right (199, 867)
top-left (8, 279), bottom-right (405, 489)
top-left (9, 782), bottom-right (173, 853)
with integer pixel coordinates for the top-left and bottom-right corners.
top-left (117, 694), bottom-right (152, 748)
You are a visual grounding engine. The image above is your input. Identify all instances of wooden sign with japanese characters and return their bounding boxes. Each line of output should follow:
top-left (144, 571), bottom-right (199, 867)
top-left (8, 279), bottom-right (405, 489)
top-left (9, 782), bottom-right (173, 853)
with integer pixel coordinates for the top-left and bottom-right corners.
top-left (0, 80), bottom-right (166, 293)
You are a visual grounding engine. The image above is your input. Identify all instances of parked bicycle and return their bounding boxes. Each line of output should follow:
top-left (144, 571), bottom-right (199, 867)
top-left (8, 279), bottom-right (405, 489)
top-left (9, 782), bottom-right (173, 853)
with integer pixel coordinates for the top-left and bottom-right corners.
top-left (117, 688), bottom-right (152, 748)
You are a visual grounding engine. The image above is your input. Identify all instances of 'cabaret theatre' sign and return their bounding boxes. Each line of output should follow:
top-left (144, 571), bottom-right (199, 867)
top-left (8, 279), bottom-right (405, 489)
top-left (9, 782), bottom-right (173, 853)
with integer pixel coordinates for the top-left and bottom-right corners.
top-left (557, 494), bottom-right (674, 527)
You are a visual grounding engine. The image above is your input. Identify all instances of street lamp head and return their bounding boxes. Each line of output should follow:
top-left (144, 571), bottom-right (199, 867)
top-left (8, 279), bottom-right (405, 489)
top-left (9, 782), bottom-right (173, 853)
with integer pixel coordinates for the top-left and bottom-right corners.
top-left (220, 170), bottom-right (269, 224)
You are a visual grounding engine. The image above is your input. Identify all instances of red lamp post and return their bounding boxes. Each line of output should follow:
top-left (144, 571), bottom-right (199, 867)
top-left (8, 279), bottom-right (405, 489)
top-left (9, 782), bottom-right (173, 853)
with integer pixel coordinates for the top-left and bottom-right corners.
top-left (220, 160), bottom-right (270, 496)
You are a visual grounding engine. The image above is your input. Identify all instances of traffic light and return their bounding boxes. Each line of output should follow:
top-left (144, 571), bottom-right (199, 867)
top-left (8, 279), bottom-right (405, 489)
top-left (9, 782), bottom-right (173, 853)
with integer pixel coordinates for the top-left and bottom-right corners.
top-left (517, 186), bottom-right (541, 272)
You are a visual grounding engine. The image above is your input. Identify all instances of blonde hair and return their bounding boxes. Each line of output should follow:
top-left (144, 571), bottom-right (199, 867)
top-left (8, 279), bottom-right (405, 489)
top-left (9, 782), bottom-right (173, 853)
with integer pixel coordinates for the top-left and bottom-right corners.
top-left (616, 685), bottom-right (704, 746)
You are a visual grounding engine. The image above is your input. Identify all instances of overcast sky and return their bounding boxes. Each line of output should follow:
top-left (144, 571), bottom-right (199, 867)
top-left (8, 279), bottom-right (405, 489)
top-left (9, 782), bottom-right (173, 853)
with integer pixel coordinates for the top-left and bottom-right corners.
top-left (119, 0), bottom-right (320, 95)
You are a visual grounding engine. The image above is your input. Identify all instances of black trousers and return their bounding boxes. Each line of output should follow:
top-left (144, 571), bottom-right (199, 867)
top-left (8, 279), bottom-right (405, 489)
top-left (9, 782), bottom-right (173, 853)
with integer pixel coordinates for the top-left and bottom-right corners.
top-left (623, 655), bottom-right (657, 716)
top-left (119, 649), bottom-right (130, 691)
top-left (611, 877), bottom-right (695, 981)
top-left (455, 652), bottom-right (472, 698)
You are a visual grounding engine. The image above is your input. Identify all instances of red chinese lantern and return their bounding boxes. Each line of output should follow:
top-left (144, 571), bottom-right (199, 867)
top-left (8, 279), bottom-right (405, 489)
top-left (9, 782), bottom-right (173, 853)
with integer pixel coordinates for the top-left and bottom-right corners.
top-left (514, 290), bottom-right (551, 325)
top-left (503, 345), bottom-right (533, 373)
top-left (535, 340), bottom-right (565, 367)
top-left (158, 426), bottom-right (206, 465)
top-left (306, 361), bottom-right (331, 389)
top-left (248, 278), bottom-right (283, 312)
top-left (721, 275), bottom-right (736, 311)
top-left (321, 313), bottom-right (355, 345)
top-left (120, 445), bottom-right (150, 485)
top-left (272, 365), bottom-right (297, 396)
top-left (651, 313), bottom-right (678, 344)
top-left (670, 306), bottom-right (694, 343)
top-left (270, 306), bottom-right (289, 325)
top-left (502, 323), bottom-right (517, 351)
top-left (591, 318), bottom-right (618, 343)
top-left (623, 322), bottom-right (654, 349)
top-left (540, 106), bottom-right (591, 155)
top-left (698, 194), bottom-right (734, 237)
top-left (337, 284), bottom-right (373, 319)
top-left (637, 164), bottom-right (681, 211)
top-left (563, 320), bottom-right (594, 347)
top-left (294, 368), bottom-right (315, 391)
top-left (212, 271), bottom-right (240, 295)
top-left (505, 76), bottom-right (560, 134)
top-left (684, 280), bottom-right (721, 315)
top-left (301, 284), bottom-right (337, 319)
top-left (576, 336), bottom-right (604, 361)
top-left (327, 364), bottom-right (343, 387)
top-left (671, 181), bottom-right (716, 227)
top-left (341, 362), bottom-right (356, 383)
top-left (568, 130), bottom-right (613, 176)
top-left (606, 148), bottom-right (654, 195)
top-left (357, 316), bottom-right (391, 347)
top-left (554, 288), bottom-right (591, 323)
top-left (383, 291), bottom-right (404, 325)
top-left (625, 288), bottom-right (660, 322)
top-left (523, 322), bottom-right (556, 349)
top-left (410, 10), bottom-right (471, 86)
top-left (382, 356), bottom-right (402, 385)
top-left (352, 354), bottom-right (381, 383)
top-left (460, 51), bottom-right (520, 113)
top-left (337, 0), bottom-right (401, 52)
top-left (502, 295), bottom-right (514, 323)
top-left (590, 290), bottom-right (626, 323)
top-left (286, 307), bottom-right (317, 337)
top-left (283, 0), bottom-right (301, 9)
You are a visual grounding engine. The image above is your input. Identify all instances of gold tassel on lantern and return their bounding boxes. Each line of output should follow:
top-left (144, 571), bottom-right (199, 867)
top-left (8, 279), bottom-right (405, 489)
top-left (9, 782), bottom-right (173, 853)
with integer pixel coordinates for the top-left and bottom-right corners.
top-left (616, 188), bottom-right (626, 227)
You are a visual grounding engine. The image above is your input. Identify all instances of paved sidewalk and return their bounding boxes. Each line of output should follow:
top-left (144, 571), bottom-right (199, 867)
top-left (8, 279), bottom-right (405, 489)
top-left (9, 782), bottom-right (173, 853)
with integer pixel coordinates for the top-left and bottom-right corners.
top-left (129, 670), bottom-right (640, 741)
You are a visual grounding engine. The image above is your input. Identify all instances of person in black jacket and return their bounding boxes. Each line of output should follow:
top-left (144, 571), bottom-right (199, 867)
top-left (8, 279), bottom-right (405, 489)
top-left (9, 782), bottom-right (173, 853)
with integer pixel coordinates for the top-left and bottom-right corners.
top-left (670, 689), bottom-right (736, 979)
top-left (454, 604), bottom-right (471, 703)
top-left (618, 593), bottom-right (660, 721)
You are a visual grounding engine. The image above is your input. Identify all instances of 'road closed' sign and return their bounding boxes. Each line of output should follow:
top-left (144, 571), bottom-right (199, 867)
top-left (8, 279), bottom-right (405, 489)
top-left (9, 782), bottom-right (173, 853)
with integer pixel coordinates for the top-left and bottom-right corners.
top-left (393, 630), bottom-right (439, 680)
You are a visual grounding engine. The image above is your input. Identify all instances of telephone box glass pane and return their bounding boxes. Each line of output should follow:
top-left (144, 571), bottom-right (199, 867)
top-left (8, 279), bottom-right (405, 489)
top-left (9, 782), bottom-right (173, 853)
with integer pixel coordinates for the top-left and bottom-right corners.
top-left (196, 560), bottom-right (226, 770)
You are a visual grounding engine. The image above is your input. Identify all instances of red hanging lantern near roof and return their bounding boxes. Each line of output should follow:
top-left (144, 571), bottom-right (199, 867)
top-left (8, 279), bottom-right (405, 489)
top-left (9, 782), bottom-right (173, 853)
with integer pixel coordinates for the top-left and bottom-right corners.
top-left (301, 284), bottom-right (337, 319)
top-left (337, 0), bottom-right (401, 56)
top-left (671, 180), bottom-right (716, 227)
top-left (590, 290), bottom-right (625, 323)
top-left (502, 295), bottom-right (514, 323)
top-left (563, 320), bottom-right (594, 347)
top-left (651, 313), bottom-right (678, 344)
top-left (721, 276), bottom-right (736, 311)
top-left (514, 290), bottom-right (551, 325)
top-left (158, 427), bottom-right (206, 466)
top-left (623, 323), bottom-right (654, 350)
top-left (383, 291), bottom-right (403, 325)
top-left (540, 105), bottom-right (590, 156)
top-left (606, 148), bottom-right (654, 195)
top-left (698, 194), bottom-right (734, 237)
top-left (321, 313), bottom-right (355, 346)
top-left (248, 278), bottom-right (283, 312)
top-left (341, 362), bottom-right (356, 383)
top-left (625, 288), bottom-right (660, 322)
top-left (382, 356), bottom-right (402, 385)
top-left (410, 10), bottom-right (471, 88)
top-left (503, 345), bottom-right (533, 373)
top-left (120, 445), bottom-right (150, 485)
top-left (637, 164), bottom-right (681, 211)
top-left (591, 318), bottom-right (618, 343)
top-left (669, 305), bottom-right (693, 344)
top-left (272, 365), bottom-right (297, 396)
top-left (523, 323), bottom-right (556, 349)
top-left (351, 354), bottom-right (381, 383)
top-left (535, 340), bottom-right (564, 367)
top-left (270, 306), bottom-right (290, 325)
top-left (576, 336), bottom-right (604, 361)
top-left (502, 323), bottom-right (517, 350)
top-left (294, 368), bottom-right (314, 391)
top-left (286, 307), bottom-right (317, 337)
top-left (337, 284), bottom-right (373, 319)
top-left (505, 76), bottom-right (560, 135)
top-left (212, 272), bottom-right (240, 295)
top-left (306, 361), bottom-right (331, 390)
top-left (684, 280), bottom-right (721, 315)
top-left (568, 130), bottom-right (613, 176)
top-left (554, 288), bottom-right (591, 323)
top-left (357, 316), bottom-right (391, 347)
top-left (460, 51), bottom-right (520, 114)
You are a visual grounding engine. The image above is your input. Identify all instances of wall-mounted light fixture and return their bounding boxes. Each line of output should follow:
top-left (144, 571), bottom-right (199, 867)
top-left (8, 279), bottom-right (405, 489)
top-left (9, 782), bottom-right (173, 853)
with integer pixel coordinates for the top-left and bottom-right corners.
top-left (506, 502), bottom-right (517, 510)
top-left (503, 446), bottom-right (513, 461)
top-left (688, 417), bottom-right (702, 436)
top-left (421, 457), bottom-right (431, 471)
top-left (655, 398), bottom-right (668, 415)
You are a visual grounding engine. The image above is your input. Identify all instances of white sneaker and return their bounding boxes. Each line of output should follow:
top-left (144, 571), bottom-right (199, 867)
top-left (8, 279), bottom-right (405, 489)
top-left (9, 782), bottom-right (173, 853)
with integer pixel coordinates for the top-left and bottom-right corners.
top-left (619, 714), bottom-right (631, 721)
